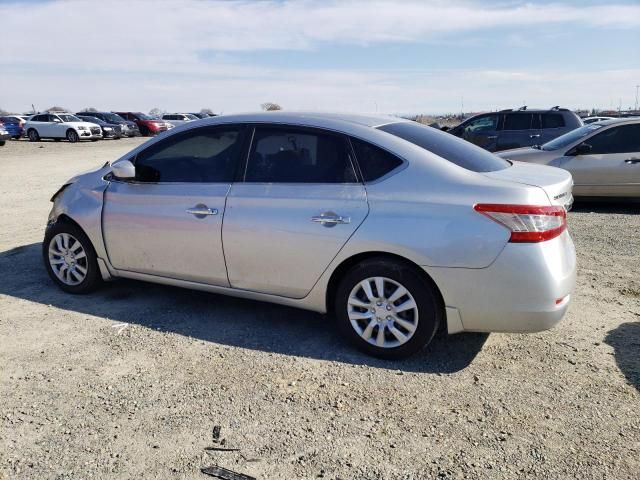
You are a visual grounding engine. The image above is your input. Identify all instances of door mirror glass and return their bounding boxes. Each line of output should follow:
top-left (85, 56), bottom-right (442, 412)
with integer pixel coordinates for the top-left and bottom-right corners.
top-left (571, 143), bottom-right (592, 156)
top-left (111, 160), bottom-right (136, 179)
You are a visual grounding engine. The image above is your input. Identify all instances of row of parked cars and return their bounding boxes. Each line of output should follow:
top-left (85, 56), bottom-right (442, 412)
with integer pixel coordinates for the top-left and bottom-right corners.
top-left (0, 111), bottom-right (216, 144)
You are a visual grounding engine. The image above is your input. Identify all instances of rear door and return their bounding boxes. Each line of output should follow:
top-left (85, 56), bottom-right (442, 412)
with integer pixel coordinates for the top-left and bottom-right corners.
top-left (540, 112), bottom-right (568, 144)
top-left (496, 113), bottom-right (540, 151)
top-left (558, 124), bottom-right (640, 197)
top-left (222, 125), bottom-right (369, 298)
top-left (102, 125), bottom-right (246, 284)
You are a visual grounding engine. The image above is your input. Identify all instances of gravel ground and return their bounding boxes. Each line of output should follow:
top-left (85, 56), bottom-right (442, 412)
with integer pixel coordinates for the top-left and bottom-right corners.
top-left (1, 138), bottom-right (638, 480)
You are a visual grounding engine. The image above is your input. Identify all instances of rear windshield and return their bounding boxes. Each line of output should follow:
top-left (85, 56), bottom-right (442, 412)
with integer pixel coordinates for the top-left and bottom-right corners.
top-left (378, 122), bottom-right (510, 172)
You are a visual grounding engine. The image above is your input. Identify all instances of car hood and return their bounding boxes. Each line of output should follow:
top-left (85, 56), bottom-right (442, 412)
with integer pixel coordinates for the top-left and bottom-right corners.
top-left (496, 147), bottom-right (560, 163)
top-left (483, 161), bottom-right (574, 209)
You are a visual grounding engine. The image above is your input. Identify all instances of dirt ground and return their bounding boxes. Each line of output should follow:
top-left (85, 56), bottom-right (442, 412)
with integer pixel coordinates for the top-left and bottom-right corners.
top-left (0, 138), bottom-right (638, 480)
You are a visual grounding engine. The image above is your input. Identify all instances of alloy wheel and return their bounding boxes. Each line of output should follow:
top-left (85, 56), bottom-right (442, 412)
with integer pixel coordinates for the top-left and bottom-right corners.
top-left (347, 276), bottom-right (419, 348)
top-left (48, 233), bottom-right (88, 286)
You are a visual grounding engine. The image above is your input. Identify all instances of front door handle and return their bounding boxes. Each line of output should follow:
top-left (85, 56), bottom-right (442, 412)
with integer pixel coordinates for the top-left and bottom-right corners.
top-left (186, 204), bottom-right (218, 218)
top-left (624, 158), bottom-right (640, 164)
top-left (486, 136), bottom-right (498, 140)
top-left (311, 211), bottom-right (351, 228)
top-left (530, 134), bottom-right (541, 138)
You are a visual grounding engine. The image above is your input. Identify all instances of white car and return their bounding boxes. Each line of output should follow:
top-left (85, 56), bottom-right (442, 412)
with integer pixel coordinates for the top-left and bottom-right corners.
top-left (25, 113), bottom-right (102, 143)
top-left (582, 116), bottom-right (615, 124)
top-left (161, 113), bottom-right (199, 127)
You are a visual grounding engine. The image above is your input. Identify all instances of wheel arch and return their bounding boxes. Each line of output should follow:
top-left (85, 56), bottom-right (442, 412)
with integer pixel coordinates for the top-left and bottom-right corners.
top-left (325, 251), bottom-right (446, 328)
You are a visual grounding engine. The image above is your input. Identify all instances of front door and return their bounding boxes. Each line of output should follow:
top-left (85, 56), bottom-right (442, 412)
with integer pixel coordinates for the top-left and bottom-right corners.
top-left (496, 112), bottom-right (540, 151)
top-left (557, 124), bottom-right (640, 197)
top-left (223, 126), bottom-right (369, 298)
top-left (102, 125), bottom-right (245, 285)
top-left (460, 113), bottom-right (500, 151)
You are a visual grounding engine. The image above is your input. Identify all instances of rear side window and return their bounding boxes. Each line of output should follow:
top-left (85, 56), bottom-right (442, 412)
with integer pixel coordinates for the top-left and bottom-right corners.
top-left (542, 114), bottom-right (565, 129)
top-left (134, 127), bottom-right (242, 183)
top-left (351, 138), bottom-right (403, 181)
top-left (503, 113), bottom-right (533, 130)
top-left (377, 122), bottom-right (510, 172)
top-left (245, 127), bottom-right (357, 183)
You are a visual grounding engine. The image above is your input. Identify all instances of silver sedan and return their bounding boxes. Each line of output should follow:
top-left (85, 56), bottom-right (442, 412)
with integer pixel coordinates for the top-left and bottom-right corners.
top-left (497, 118), bottom-right (640, 198)
top-left (43, 112), bottom-right (576, 359)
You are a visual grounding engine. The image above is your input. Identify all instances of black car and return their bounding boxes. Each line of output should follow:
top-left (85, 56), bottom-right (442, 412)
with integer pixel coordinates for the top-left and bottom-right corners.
top-left (445, 106), bottom-right (583, 152)
top-left (77, 115), bottom-right (123, 139)
top-left (75, 112), bottom-right (140, 137)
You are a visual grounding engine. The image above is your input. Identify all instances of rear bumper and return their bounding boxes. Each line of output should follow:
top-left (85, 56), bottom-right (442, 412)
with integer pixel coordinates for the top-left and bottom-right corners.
top-left (428, 231), bottom-right (576, 333)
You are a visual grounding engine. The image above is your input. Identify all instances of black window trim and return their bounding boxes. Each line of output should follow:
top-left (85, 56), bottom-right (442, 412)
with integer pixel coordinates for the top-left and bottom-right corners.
top-left (240, 123), bottom-right (362, 185)
top-left (112, 123), bottom-right (249, 185)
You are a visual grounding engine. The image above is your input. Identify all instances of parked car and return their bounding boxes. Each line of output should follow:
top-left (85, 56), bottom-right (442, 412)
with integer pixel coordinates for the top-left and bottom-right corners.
top-left (161, 113), bottom-right (199, 126)
top-left (24, 113), bottom-right (102, 142)
top-left (0, 116), bottom-right (25, 139)
top-left (42, 112), bottom-right (576, 359)
top-left (75, 112), bottom-right (140, 137)
top-left (113, 112), bottom-right (168, 136)
top-left (189, 113), bottom-right (212, 119)
top-left (76, 115), bottom-right (122, 139)
top-left (497, 118), bottom-right (640, 198)
top-left (0, 124), bottom-right (10, 146)
top-left (582, 116), bottom-right (615, 124)
top-left (446, 107), bottom-right (583, 152)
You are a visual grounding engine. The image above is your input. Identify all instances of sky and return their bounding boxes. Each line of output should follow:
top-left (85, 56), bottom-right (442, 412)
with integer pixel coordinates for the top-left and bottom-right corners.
top-left (1, 0), bottom-right (639, 115)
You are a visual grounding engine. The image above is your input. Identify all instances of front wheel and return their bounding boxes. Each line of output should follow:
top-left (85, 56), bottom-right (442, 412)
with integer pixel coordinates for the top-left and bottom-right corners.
top-left (66, 129), bottom-right (79, 143)
top-left (335, 258), bottom-right (442, 359)
top-left (43, 222), bottom-right (102, 294)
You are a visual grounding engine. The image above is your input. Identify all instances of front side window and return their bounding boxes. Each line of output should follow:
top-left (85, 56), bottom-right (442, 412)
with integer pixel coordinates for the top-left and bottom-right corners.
top-left (587, 124), bottom-right (640, 155)
top-left (503, 113), bottom-right (533, 131)
top-left (351, 138), bottom-right (403, 181)
top-left (245, 127), bottom-right (357, 183)
top-left (463, 114), bottom-right (498, 133)
top-left (134, 127), bottom-right (243, 183)
top-left (541, 124), bottom-right (604, 151)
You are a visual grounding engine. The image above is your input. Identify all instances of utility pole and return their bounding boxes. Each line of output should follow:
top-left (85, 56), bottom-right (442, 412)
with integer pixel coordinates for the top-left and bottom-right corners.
top-left (635, 85), bottom-right (639, 112)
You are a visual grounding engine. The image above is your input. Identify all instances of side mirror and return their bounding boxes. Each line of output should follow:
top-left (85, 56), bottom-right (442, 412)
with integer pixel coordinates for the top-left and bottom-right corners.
top-left (571, 143), bottom-right (592, 156)
top-left (440, 125), bottom-right (450, 132)
top-left (111, 160), bottom-right (135, 179)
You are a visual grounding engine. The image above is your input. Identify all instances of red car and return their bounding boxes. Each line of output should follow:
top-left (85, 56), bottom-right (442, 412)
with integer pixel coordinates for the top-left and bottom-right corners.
top-left (113, 112), bottom-right (168, 136)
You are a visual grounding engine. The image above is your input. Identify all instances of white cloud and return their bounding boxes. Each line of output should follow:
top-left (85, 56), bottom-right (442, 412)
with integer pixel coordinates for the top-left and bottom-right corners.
top-left (0, 1), bottom-right (638, 113)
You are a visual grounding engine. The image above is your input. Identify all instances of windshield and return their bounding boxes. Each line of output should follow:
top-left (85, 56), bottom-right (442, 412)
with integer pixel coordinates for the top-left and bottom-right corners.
top-left (135, 113), bottom-right (153, 120)
top-left (58, 114), bottom-right (82, 122)
top-left (186, 114), bottom-right (198, 120)
top-left (541, 124), bottom-right (604, 151)
top-left (103, 113), bottom-right (124, 123)
top-left (378, 121), bottom-right (511, 172)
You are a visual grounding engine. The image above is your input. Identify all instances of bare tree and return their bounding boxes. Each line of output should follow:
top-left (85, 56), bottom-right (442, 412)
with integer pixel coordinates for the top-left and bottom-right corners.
top-left (200, 107), bottom-right (215, 116)
top-left (261, 102), bottom-right (282, 111)
top-left (80, 107), bottom-right (98, 112)
top-left (0, 107), bottom-right (10, 115)
top-left (148, 107), bottom-right (164, 118)
top-left (46, 106), bottom-right (70, 113)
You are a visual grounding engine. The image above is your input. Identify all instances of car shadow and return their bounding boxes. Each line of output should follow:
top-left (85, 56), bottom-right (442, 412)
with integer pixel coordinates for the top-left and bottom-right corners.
top-left (0, 243), bottom-right (488, 374)
top-left (571, 200), bottom-right (640, 215)
top-left (604, 322), bottom-right (640, 391)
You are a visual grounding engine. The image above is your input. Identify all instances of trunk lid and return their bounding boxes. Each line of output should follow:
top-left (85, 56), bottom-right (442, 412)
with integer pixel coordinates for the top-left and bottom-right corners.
top-left (483, 161), bottom-right (574, 210)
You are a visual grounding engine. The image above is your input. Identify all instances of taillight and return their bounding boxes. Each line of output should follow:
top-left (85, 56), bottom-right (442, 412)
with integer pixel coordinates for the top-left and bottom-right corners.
top-left (474, 204), bottom-right (567, 243)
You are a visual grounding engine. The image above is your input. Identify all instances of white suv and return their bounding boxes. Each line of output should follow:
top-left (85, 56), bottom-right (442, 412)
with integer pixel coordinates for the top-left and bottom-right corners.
top-left (25, 113), bottom-right (102, 143)
top-left (161, 113), bottom-right (199, 127)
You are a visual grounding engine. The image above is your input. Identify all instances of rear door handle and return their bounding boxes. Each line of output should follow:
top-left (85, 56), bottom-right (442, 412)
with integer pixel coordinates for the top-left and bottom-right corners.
top-left (529, 134), bottom-right (541, 138)
top-left (186, 204), bottom-right (218, 218)
top-left (311, 211), bottom-right (351, 228)
top-left (624, 159), bottom-right (640, 164)
top-left (486, 136), bottom-right (497, 140)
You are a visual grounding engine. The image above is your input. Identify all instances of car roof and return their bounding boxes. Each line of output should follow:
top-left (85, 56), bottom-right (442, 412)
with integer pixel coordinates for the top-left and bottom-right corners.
top-left (188, 111), bottom-right (409, 129)
top-left (592, 117), bottom-right (640, 127)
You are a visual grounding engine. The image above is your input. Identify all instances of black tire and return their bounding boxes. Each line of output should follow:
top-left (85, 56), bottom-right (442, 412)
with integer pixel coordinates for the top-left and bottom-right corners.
top-left (140, 126), bottom-right (150, 136)
top-left (43, 221), bottom-right (102, 294)
top-left (54, 138), bottom-right (61, 142)
top-left (0, 140), bottom-right (5, 147)
top-left (28, 129), bottom-right (40, 142)
top-left (66, 129), bottom-right (79, 143)
top-left (334, 257), bottom-right (442, 359)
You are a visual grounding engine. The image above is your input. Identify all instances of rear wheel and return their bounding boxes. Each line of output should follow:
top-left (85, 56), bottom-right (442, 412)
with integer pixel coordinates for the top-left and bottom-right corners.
top-left (43, 222), bottom-right (102, 294)
top-left (335, 258), bottom-right (442, 359)
top-left (28, 129), bottom-right (40, 142)
top-left (66, 129), bottom-right (79, 143)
